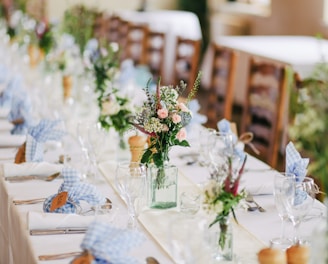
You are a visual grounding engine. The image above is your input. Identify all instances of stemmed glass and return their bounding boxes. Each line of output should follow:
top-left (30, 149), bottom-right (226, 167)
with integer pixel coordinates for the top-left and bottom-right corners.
top-left (208, 132), bottom-right (236, 183)
top-left (282, 176), bottom-right (316, 244)
top-left (115, 161), bottom-right (147, 229)
top-left (76, 121), bottom-right (100, 182)
top-left (270, 172), bottom-right (295, 249)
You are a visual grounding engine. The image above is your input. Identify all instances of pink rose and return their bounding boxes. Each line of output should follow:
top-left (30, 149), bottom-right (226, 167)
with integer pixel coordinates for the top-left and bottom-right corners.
top-left (178, 102), bottom-right (189, 112)
top-left (176, 128), bottom-right (187, 141)
top-left (172, 113), bottom-right (181, 124)
top-left (157, 108), bottom-right (168, 119)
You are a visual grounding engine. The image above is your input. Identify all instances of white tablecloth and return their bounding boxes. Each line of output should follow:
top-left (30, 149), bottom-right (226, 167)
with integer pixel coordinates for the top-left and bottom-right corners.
top-left (0, 138), bottom-right (326, 263)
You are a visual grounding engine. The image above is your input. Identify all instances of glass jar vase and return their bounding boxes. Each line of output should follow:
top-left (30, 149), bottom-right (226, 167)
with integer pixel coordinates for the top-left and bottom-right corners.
top-left (147, 163), bottom-right (178, 209)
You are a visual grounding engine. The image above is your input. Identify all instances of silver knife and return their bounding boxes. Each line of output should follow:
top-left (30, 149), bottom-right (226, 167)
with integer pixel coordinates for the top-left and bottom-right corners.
top-left (5, 175), bottom-right (46, 182)
top-left (30, 227), bottom-right (88, 236)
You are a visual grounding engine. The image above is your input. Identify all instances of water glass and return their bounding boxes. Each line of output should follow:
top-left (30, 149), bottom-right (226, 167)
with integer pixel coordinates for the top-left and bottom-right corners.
top-left (180, 191), bottom-right (201, 216)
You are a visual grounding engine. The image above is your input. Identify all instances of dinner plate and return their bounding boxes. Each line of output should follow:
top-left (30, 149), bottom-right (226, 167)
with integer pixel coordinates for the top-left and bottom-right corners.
top-left (0, 134), bottom-right (26, 147)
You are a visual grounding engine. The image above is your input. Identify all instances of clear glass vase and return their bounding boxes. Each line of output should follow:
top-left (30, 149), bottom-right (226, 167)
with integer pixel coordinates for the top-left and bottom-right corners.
top-left (147, 163), bottom-right (178, 209)
top-left (206, 215), bottom-right (233, 262)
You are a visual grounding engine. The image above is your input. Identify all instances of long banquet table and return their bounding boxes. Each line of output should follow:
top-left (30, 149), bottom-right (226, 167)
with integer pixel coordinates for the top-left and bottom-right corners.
top-left (0, 131), bottom-right (326, 264)
top-left (0, 29), bottom-right (326, 263)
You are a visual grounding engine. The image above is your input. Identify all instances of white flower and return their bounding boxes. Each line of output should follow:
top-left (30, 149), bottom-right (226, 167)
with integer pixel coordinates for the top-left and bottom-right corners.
top-left (101, 100), bottom-right (120, 115)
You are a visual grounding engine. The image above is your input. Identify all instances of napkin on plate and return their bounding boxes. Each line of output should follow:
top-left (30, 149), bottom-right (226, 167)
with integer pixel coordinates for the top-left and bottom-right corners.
top-left (285, 141), bottom-right (309, 182)
top-left (0, 134), bottom-right (25, 147)
top-left (25, 119), bottom-right (66, 162)
top-left (79, 220), bottom-right (144, 264)
top-left (43, 167), bottom-right (107, 214)
top-left (0, 162), bottom-right (63, 177)
top-left (28, 211), bottom-right (111, 230)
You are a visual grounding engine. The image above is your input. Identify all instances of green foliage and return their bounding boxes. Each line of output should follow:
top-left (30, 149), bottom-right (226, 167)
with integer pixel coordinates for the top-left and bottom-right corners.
top-left (61, 5), bottom-right (98, 54)
top-left (38, 26), bottom-right (55, 55)
top-left (289, 62), bottom-right (328, 197)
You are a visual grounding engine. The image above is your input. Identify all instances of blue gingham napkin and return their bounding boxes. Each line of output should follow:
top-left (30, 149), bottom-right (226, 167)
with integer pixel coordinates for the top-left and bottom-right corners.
top-left (6, 76), bottom-right (34, 135)
top-left (285, 141), bottom-right (309, 183)
top-left (25, 119), bottom-right (66, 162)
top-left (0, 64), bottom-right (11, 108)
top-left (79, 220), bottom-right (144, 264)
top-left (217, 118), bottom-right (245, 161)
top-left (43, 167), bottom-right (107, 214)
top-left (186, 99), bottom-right (207, 130)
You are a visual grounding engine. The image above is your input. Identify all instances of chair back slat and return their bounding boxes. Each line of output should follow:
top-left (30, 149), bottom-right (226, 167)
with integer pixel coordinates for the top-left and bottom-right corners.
top-left (206, 44), bottom-right (237, 128)
top-left (241, 58), bottom-right (287, 168)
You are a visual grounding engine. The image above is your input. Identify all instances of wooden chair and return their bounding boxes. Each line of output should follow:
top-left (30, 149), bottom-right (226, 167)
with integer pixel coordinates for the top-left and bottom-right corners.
top-left (240, 58), bottom-right (288, 168)
top-left (172, 37), bottom-right (201, 95)
top-left (106, 14), bottom-right (121, 43)
top-left (142, 30), bottom-right (166, 83)
top-left (125, 23), bottom-right (149, 65)
top-left (117, 19), bottom-right (131, 61)
top-left (206, 43), bottom-right (237, 128)
top-left (93, 12), bottom-right (109, 43)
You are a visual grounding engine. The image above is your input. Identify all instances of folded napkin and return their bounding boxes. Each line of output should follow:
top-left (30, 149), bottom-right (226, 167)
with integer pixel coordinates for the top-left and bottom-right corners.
top-left (217, 118), bottom-right (246, 162)
top-left (0, 162), bottom-right (63, 177)
top-left (7, 90), bottom-right (34, 135)
top-left (25, 119), bottom-right (66, 162)
top-left (0, 134), bottom-right (26, 147)
top-left (79, 220), bottom-right (144, 264)
top-left (43, 167), bottom-right (107, 214)
top-left (186, 99), bottom-right (207, 131)
top-left (285, 141), bottom-right (309, 182)
top-left (0, 65), bottom-right (12, 108)
top-left (28, 211), bottom-right (111, 230)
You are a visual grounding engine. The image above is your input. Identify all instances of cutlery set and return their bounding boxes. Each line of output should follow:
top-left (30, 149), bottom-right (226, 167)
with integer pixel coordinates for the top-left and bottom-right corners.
top-left (245, 194), bottom-right (266, 212)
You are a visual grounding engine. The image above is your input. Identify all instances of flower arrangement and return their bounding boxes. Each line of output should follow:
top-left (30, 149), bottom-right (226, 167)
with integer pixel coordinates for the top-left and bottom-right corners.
top-left (88, 41), bottom-right (133, 145)
top-left (89, 42), bottom-right (120, 108)
top-left (35, 20), bottom-right (55, 55)
top-left (99, 88), bottom-right (134, 148)
top-left (203, 153), bottom-right (247, 250)
top-left (132, 72), bottom-right (202, 169)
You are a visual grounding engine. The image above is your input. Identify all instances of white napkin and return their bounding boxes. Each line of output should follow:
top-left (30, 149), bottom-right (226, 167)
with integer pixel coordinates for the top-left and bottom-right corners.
top-left (0, 134), bottom-right (26, 147)
top-left (0, 107), bottom-right (10, 118)
top-left (28, 211), bottom-right (112, 230)
top-left (0, 120), bottom-right (13, 131)
top-left (0, 148), bottom-right (16, 161)
top-left (1, 162), bottom-right (63, 177)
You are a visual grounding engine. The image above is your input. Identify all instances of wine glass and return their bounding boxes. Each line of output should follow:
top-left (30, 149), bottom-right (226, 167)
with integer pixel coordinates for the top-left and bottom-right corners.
top-left (282, 176), bottom-right (316, 244)
top-left (115, 161), bottom-right (147, 229)
top-left (208, 132), bottom-right (236, 183)
top-left (198, 127), bottom-right (216, 167)
top-left (76, 121), bottom-right (100, 182)
top-left (270, 172), bottom-right (295, 249)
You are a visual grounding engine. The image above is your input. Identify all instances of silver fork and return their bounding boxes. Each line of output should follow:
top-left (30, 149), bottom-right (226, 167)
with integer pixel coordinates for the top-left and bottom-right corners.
top-left (38, 251), bottom-right (82, 261)
top-left (245, 194), bottom-right (266, 212)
